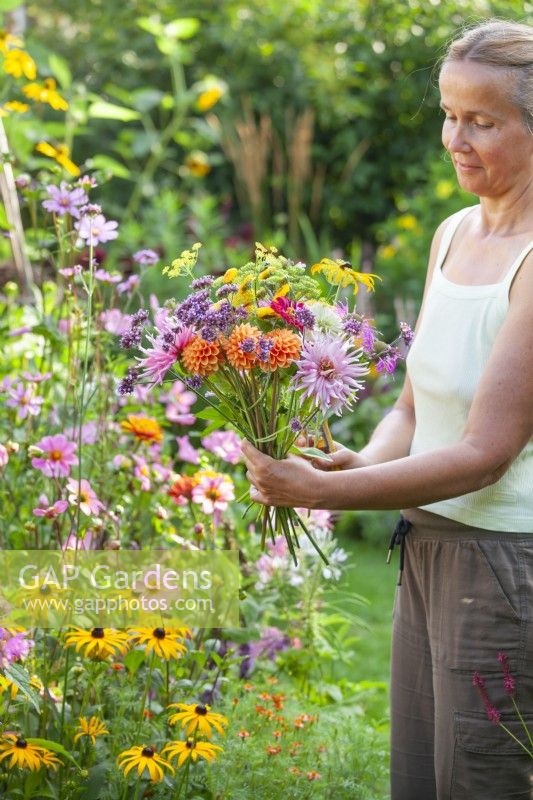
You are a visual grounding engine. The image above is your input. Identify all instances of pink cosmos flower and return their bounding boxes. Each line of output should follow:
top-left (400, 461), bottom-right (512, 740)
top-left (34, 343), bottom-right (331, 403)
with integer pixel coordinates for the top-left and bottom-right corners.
top-left (192, 472), bottom-right (235, 515)
top-left (132, 454), bottom-right (151, 491)
top-left (201, 430), bottom-right (242, 464)
top-left (176, 435), bottom-right (199, 464)
top-left (137, 325), bottom-right (195, 386)
top-left (99, 309), bottom-right (133, 335)
top-left (64, 421), bottom-right (98, 446)
top-left (22, 371), bottom-right (52, 383)
top-left (75, 213), bottom-right (119, 246)
top-left (33, 494), bottom-right (69, 518)
top-left (31, 435), bottom-right (78, 478)
top-left (6, 382), bottom-right (44, 419)
top-left (62, 529), bottom-right (95, 551)
top-left (293, 334), bottom-right (368, 416)
top-left (42, 182), bottom-right (88, 218)
top-left (94, 268), bottom-right (121, 284)
top-left (133, 249), bottom-right (159, 265)
top-left (66, 478), bottom-right (105, 516)
top-left (161, 381), bottom-right (196, 425)
top-left (117, 275), bottom-right (140, 295)
top-left (0, 444), bottom-right (8, 469)
top-left (59, 265), bottom-right (83, 279)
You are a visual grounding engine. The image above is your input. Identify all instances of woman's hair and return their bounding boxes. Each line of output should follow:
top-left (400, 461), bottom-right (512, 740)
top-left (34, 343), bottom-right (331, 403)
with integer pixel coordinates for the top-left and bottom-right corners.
top-left (442, 20), bottom-right (533, 130)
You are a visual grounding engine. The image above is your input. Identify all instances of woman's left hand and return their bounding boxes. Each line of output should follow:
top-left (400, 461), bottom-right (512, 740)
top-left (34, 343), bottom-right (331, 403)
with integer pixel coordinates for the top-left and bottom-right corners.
top-left (240, 440), bottom-right (323, 508)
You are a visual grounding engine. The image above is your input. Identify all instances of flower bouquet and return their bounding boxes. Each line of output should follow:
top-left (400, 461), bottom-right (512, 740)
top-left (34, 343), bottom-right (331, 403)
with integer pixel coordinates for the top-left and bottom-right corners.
top-left (119, 243), bottom-right (411, 563)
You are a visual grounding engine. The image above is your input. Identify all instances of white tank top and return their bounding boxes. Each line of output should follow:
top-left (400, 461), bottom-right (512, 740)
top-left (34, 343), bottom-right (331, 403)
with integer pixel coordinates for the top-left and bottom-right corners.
top-left (406, 205), bottom-right (533, 532)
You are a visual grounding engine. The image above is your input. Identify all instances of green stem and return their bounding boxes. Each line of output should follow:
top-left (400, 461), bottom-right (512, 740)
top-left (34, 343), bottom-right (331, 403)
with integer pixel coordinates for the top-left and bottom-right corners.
top-left (135, 651), bottom-right (156, 739)
top-left (511, 697), bottom-right (533, 750)
top-left (498, 722), bottom-right (533, 757)
top-left (59, 647), bottom-right (71, 745)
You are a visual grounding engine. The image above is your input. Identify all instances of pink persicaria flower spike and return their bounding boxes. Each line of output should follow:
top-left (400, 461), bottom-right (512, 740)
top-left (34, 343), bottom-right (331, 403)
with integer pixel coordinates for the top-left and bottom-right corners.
top-left (6, 382), bottom-right (44, 419)
top-left (472, 672), bottom-right (501, 723)
top-left (31, 434), bottom-right (78, 478)
top-left (75, 213), bottom-right (118, 246)
top-left (33, 494), bottom-right (69, 518)
top-left (42, 182), bottom-right (88, 218)
top-left (293, 334), bottom-right (368, 416)
top-left (497, 652), bottom-right (516, 697)
top-left (66, 478), bottom-right (105, 516)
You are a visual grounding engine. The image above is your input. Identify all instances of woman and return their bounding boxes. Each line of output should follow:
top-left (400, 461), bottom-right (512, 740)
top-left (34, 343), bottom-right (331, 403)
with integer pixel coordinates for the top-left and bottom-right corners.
top-left (241, 20), bottom-right (533, 800)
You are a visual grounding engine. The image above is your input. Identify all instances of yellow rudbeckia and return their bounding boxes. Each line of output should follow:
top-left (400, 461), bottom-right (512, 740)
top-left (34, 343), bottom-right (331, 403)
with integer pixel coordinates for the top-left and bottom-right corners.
top-left (3, 49), bottom-right (36, 80)
top-left (117, 745), bottom-right (174, 783)
top-left (23, 78), bottom-right (68, 111)
top-left (162, 738), bottom-right (223, 768)
top-left (36, 142), bottom-right (80, 177)
top-left (74, 716), bottom-right (109, 745)
top-left (167, 702), bottom-right (228, 738)
top-left (310, 258), bottom-right (381, 295)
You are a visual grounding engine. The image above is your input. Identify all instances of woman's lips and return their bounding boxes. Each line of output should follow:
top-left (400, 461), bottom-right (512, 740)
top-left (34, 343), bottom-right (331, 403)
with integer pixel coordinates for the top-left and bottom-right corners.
top-left (455, 161), bottom-right (481, 172)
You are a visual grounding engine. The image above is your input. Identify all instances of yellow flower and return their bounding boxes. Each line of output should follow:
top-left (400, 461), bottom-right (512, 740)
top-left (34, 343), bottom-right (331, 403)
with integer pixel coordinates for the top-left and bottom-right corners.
top-left (396, 213), bottom-right (418, 231)
top-left (128, 627), bottom-right (190, 660)
top-left (0, 32), bottom-right (24, 53)
top-left (23, 78), bottom-right (68, 110)
top-left (74, 716), bottom-right (109, 745)
top-left (162, 242), bottom-right (202, 278)
top-left (120, 414), bottom-right (163, 444)
top-left (36, 142), bottom-right (79, 177)
top-left (310, 258), bottom-right (381, 295)
top-left (0, 734), bottom-right (62, 771)
top-left (222, 267), bottom-right (239, 284)
top-left (379, 244), bottom-right (397, 260)
top-left (167, 702), bottom-right (228, 738)
top-left (0, 674), bottom-right (43, 700)
top-left (436, 179), bottom-right (455, 199)
top-left (197, 86), bottom-right (224, 112)
top-left (162, 738), bottom-right (223, 768)
top-left (117, 745), bottom-right (174, 783)
top-left (184, 150), bottom-right (211, 177)
top-left (1, 100), bottom-right (30, 114)
top-left (3, 49), bottom-right (36, 80)
top-left (64, 627), bottom-right (130, 660)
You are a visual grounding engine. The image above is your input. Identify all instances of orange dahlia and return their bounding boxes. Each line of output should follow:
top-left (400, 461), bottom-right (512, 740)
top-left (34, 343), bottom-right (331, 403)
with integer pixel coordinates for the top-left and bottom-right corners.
top-left (182, 337), bottom-right (222, 376)
top-left (168, 475), bottom-right (197, 504)
top-left (224, 323), bottom-right (261, 370)
top-left (120, 415), bottom-right (163, 443)
top-left (260, 328), bottom-right (301, 372)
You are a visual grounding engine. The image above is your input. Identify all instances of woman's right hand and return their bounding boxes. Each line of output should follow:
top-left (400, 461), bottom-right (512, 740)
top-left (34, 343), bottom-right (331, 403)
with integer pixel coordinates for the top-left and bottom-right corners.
top-left (295, 437), bottom-right (369, 471)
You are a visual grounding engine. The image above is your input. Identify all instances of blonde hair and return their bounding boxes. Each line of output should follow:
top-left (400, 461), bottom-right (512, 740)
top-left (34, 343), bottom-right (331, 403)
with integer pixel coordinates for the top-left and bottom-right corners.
top-left (443, 20), bottom-right (533, 130)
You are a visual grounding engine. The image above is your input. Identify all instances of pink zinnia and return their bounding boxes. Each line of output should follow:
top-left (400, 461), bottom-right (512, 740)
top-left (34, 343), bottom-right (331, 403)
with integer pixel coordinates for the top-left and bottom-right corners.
top-left (192, 473), bottom-right (234, 515)
top-left (33, 494), bottom-right (69, 518)
top-left (138, 326), bottom-right (195, 385)
top-left (66, 478), bottom-right (105, 516)
top-left (293, 334), bottom-right (367, 416)
top-left (31, 435), bottom-right (78, 478)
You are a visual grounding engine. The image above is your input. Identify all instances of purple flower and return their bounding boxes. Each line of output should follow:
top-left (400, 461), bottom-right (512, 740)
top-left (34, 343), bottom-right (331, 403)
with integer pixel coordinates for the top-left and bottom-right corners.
top-left (216, 283), bottom-right (238, 298)
top-left (176, 435), bottom-right (199, 464)
top-left (75, 213), bottom-right (119, 246)
top-left (290, 418), bottom-right (302, 433)
top-left (31, 434), bottom-right (78, 477)
top-left (472, 672), bottom-right (501, 724)
top-left (42, 182), bottom-right (88, 218)
top-left (59, 265), bottom-right (83, 279)
top-left (375, 348), bottom-right (400, 375)
top-left (293, 334), bottom-right (368, 416)
top-left (133, 249), bottom-right (159, 265)
top-left (22, 370), bottom-right (52, 383)
top-left (6, 383), bottom-right (44, 419)
top-left (64, 421), bottom-right (98, 445)
top-left (99, 309), bottom-right (132, 335)
top-left (33, 494), bottom-right (69, 518)
top-left (201, 430), bottom-right (242, 464)
top-left (94, 268), bottom-right (121, 284)
top-left (0, 444), bottom-right (8, 468)
top-left (248, 626), bottom-right (290, 663)
top-left (400, 321), bottom-right (414, 346)
top-left (0, 629), bottom-right (33, 667)
top-left (117, 367), bottom-right (140, 396)
top-left (498, 652), bottom-right (516, 697)
top-left (117, 275), bottom-right (140, 295)
top-left (191, 276), bottom-right (214, 290)
top-left (137, 325), bottom-right (195, 385)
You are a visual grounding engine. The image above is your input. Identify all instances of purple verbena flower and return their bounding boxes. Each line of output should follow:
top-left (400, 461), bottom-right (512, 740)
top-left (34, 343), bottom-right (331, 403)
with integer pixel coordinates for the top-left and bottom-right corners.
top-left (191, 276), bottom-right (214, 290)
top-left (117, 367), bottom-right (140, 396)
top-left (290, 418), bottom-right (303, 433)
top-left (133, 249), bottom-right (159, 266)
top-left (216, 283), bottom-right (239, 298)
top-left (42, 182), bottom-right (88, 218)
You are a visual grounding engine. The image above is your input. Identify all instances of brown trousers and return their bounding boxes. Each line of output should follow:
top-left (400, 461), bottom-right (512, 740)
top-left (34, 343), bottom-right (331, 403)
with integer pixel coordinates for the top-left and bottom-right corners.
top-left (390, 508), bottom-right (533, 800)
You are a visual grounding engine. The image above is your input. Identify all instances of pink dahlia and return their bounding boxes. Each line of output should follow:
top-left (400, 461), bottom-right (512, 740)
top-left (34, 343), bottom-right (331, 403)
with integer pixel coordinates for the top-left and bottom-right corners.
top-left (31, 434), bottom-right (78, 478)
top-left (138, 325), bottom-right (195, 385)
top-left (66, 478), bottom-right (105, 516)
top-left (293, 334), bottom-right (367, 416)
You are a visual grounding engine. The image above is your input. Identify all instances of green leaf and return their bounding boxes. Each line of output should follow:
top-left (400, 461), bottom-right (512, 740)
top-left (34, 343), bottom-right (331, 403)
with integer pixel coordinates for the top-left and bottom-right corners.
top-left (88, 154), bottom-right (130, 179)
top-left (289, 445), bottom-right (333, 463)
top-left (88, 101), bottom-right (141, 122)
top-left (48, 54), bottom-right (72, 89)
top-left (26, 738), bottom-right (82, 771)
top-left (0, 0), bottom-right (24, 10)
top-left (123, 648), bottom-right (146, 675)
top-left (137, 16), bottom-right (164, 37)
top-left (3, 664), bottom-right (40, 712)
top-left (195, 407), bottom-right (226, 424)
top-left (164, 18), bottom-right (200, 40)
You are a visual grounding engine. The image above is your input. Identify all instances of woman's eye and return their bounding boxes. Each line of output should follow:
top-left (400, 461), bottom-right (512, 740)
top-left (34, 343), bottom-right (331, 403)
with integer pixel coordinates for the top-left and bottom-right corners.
top-left (474, 122), bottom-right (493, 129)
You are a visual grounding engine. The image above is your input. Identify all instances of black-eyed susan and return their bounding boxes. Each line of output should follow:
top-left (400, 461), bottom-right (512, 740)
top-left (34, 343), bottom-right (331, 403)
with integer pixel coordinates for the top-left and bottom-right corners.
top-left (0, 673), bottom-right (43, 700)
top-left (35, 141), bottom-right (79, 176)
top-left (0, 734), bottom-right (61, 771)
top-left (3, 48), bottom-right (36, 80)
top-left (64, 627), bottom-right (129, 660)
top-left (310, 257), bottom-right (381, 295)
top-left (128, 627), bottom-right (189, 661)
top-left (167, 703), bottom-right (228, 738)
top-left (74, 716), bottom-right (109, 745)
top-left (117, 744), bottom-right (174, 783)
top-left (161, 738), bottom-right (222, 768)
top-left (23, 78), bottom-right (68, 111)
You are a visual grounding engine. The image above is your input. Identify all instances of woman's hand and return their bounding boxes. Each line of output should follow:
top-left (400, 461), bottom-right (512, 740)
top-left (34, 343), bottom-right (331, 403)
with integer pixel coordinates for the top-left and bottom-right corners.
top-left (295, 436), bottom-right (369, 471)
top-left (240, 441), bottom-right (324, 508)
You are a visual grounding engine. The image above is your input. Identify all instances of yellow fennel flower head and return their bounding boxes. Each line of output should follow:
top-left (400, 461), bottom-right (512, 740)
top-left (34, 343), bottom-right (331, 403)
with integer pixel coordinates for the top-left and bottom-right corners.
top-left (0, 31), bottom-right (24, 54)
top-left (117, 745), bottom-right (174, 783)
top-left (2, 100), bottom-right (30, 114)
top-left (74, 716), bottom-right (109, 745)
top-left (3, 48), bottom-right (36, 80)
top-left (184, 150), bottom-right (211, 177)
top-left (310, 258), bottom-right (381, 295)
top-left (22, 78), bottom-right (68, 111)
top-left (167, 702), bottom-right (228, 738)
top-left (162, 738), bottom-right (223, 768)
top-left (196, 83), bottom-right (225, 112)
top-left (163, 242), bottom-right (202, 278)
top-left (36, 141), bottom-right (80, 176)
top-left (396, 213), bottom-right (418, 231)
top-left (64, 627), bottom-right (130, 660)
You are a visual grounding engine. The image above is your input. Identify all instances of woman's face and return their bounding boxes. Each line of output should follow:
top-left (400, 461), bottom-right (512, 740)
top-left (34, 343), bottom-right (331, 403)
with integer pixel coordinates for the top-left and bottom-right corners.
top-left (439, 59), bottom-right (533, 199)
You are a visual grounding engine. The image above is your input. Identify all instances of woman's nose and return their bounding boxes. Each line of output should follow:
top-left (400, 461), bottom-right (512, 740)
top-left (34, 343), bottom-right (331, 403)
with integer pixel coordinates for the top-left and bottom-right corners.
top-left (447, 126), bottom-right (472, 154)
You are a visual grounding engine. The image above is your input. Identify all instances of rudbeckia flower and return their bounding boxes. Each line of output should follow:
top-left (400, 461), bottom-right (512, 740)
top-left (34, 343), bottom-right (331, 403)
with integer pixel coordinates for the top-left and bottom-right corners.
top-left (64, 627), bottom-right (129, 660)
top-left (162, 738), bottom-right (223, 767)
top-left (35, 141), bottom-right (79, 176)
top-left (310, 258), bottom-right (380, 295)
top-left (0, 735), bottom-right (62, 771)
top-left (117, 745), bottom-right (174, 783)
top-left (128, 627), bottom-right (190, 661)
top-left (167, 702), bottom-right (228, 738)
top-left (74, 716), bottom-right (109, 745)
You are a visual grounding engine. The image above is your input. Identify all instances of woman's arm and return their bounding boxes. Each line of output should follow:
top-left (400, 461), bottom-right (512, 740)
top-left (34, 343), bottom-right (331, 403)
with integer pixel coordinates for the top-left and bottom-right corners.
top-left (242, 253), bottom-right (533, 512)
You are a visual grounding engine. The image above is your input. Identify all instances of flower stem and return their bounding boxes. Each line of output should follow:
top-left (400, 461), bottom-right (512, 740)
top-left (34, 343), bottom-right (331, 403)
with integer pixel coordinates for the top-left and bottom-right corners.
top-left (498, 722), bottom-right (533, 757)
